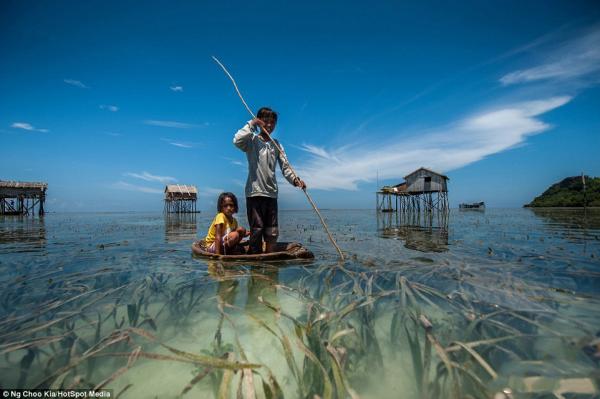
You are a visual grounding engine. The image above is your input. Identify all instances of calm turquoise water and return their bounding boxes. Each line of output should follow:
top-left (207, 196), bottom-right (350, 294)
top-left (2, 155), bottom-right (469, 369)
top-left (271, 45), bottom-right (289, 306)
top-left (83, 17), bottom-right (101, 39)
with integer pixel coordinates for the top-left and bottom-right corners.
top-left (0, 209), bottom-right (599, 398)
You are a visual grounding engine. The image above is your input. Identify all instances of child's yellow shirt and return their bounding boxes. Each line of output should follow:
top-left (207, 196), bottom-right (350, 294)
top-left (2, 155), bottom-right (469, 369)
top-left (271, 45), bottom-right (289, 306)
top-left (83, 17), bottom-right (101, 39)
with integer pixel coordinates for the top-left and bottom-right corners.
top-left (204, 212), bottom-right (238, 245)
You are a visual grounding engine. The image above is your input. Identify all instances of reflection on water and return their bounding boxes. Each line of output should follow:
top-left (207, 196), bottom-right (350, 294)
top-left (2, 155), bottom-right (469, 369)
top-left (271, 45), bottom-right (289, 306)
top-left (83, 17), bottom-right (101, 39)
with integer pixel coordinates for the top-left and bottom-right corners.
top-left (164, 213), bottom-right (197, 243)
top-left (0, 215), bottom-right (46, 252)
top-left (0, 209), bottom-right (598, 398)
top-left (208, 261), bottom-right (281, 323)
top-left (530, 207), bottom-right (600, 233)
top-left (377, 211), bottom-right (449, 252)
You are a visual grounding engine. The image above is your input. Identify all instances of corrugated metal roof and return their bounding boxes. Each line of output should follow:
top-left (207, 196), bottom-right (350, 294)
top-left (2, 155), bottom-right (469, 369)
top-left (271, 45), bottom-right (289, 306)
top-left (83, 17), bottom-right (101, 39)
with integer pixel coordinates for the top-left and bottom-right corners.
top-left (404, 167), bottom-right (449, 180)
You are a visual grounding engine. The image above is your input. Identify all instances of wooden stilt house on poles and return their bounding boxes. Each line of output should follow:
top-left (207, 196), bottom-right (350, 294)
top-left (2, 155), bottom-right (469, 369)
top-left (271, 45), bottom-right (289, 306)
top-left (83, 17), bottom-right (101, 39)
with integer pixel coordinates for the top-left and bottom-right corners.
top-left (164, 184), bottom-right (199, 213)
top-left (0, 180), bottom-right (48, 216)
top-left (376, 167), bottom-right (449, 213)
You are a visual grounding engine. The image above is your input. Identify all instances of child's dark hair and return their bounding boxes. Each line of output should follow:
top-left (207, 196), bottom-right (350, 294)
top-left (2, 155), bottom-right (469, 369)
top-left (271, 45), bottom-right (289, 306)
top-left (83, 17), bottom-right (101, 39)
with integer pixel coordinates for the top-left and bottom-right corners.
top-left (217, 192), bottom-right (239, 213)
top-left (257, 107), bottom-right (278, 122)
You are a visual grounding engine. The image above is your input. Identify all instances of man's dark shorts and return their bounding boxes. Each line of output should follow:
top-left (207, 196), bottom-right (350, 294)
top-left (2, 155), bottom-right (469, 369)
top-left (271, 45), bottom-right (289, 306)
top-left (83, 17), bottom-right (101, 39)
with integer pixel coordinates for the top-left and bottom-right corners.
top-left (246, 196), bottom-right (278, 252)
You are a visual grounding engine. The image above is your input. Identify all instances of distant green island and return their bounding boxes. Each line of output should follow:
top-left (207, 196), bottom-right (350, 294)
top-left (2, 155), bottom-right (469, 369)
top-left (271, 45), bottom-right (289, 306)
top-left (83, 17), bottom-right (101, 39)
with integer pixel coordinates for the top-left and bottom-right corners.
top-left (525, 175), bottom-right (600, 207)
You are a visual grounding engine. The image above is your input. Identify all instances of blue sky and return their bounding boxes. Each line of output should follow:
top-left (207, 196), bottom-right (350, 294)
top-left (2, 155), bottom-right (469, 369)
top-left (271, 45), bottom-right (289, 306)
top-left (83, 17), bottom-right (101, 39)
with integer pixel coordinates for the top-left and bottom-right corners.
top-left (1, 1), bottom-right (599, 211)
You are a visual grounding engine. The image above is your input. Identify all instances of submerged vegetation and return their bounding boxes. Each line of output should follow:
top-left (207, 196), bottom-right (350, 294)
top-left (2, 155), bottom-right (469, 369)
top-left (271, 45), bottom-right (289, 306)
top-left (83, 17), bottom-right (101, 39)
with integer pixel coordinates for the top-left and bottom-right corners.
top-left (526, 175), bottom-right (600, 207)
top-left (0, 210), bottom-right (599, 398)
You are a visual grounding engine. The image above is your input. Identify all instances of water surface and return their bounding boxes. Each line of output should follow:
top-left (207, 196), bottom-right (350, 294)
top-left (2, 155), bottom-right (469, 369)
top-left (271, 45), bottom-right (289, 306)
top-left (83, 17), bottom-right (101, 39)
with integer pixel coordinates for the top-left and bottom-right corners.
top-left (0, 209), bottom-right (599, 398)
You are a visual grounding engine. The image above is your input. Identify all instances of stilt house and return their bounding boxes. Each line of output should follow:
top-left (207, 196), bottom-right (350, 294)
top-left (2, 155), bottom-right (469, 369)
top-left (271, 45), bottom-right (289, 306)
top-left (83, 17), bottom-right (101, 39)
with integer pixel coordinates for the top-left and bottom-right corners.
top-left (405, 167), bottom-right (449, 193)
top-left (0, 180), bottom-right (47, 216)
top-left (376, 167), bottom-right (449, 213)
top-left (164, 184), bottom-right (198, 213)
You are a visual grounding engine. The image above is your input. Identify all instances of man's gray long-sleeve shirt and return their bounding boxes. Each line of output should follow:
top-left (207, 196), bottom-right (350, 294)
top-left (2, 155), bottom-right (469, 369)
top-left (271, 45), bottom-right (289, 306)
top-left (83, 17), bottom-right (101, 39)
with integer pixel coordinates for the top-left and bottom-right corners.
top-left (233, 121), bottom-right (297, 198)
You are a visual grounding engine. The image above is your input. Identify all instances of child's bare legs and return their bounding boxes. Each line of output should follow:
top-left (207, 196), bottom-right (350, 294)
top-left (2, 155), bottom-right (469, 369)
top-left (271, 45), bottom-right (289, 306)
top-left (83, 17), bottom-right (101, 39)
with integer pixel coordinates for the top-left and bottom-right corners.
top-left (223, 231), bottom-right (242, 252)
top-left (235, 227), bottom-right (248, 237)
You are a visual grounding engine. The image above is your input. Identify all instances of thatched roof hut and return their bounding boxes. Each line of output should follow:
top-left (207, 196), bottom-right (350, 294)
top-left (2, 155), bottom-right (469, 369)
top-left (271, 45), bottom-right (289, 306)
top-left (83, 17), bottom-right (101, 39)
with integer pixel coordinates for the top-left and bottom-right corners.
top-left (164, 184), bottom-right (198, 200)
top-left (164, 184), bottom-right (199, 213)
top-left (0, 180), bottom-right (47, 197)
top-left (0, 180), bottom-right (48, 215)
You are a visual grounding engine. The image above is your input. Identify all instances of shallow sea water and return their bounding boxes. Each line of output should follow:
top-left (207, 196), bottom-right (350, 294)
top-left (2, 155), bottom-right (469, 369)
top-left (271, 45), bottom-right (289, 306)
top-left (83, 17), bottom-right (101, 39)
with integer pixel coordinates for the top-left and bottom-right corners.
top-left (0, 209), bottom-right (599, 398)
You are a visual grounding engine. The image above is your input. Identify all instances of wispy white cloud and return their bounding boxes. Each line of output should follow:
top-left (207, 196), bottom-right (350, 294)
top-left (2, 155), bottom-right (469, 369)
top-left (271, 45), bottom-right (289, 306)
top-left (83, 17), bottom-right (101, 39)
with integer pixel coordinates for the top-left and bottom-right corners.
top-left (170, 85), bottom-right (183, 92)
top-left (222, 157), bottom-right (245, 167)
top-left (500, 27), bottom-right (600, 85)
top-left (64, 79), bottom-right (89, 89)
top-left (205, 187), bottom-right (225, 194)
top-left (298, 144), bottom-right (340, 162)
top-left (11, 122), bottom-right (49, 133)
top-left (160, 137), bottom-right (198, 148)
top-left (112, 181), bottom-right (163, 194)
top-left (294, 96), bottom-right (572, 191)
top-left (144, 120), bottom-right (197, 129)
top-left (124, 171), bottom-right (177, 184)
top-left (169, 142), bottom-right (192, 148)
top-left (105, 132), bottom-right (121, 137)
top-left (198, 187), bottom-right (226, 198)
top-left (277, 179), bottom-right (304, 198)
top-left (100, 104), bottom-right (119, 112)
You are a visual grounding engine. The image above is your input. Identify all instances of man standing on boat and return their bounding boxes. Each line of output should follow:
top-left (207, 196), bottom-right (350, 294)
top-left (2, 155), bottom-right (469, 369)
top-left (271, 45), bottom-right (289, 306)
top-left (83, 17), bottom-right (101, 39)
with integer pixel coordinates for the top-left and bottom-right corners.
top-left (233, 107), bottom-right (306, 254)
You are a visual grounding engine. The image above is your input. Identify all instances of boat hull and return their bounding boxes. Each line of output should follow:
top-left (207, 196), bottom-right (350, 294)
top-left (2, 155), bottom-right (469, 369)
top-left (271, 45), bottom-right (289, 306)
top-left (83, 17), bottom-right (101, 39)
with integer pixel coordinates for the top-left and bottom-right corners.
top-left (191, 240), bottom-right (314, 261)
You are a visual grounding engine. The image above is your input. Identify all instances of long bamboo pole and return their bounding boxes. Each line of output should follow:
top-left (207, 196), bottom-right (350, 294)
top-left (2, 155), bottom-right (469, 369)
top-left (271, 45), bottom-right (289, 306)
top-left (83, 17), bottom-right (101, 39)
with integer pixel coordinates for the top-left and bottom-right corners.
top-left (212, 56), bottom-right (344, 260)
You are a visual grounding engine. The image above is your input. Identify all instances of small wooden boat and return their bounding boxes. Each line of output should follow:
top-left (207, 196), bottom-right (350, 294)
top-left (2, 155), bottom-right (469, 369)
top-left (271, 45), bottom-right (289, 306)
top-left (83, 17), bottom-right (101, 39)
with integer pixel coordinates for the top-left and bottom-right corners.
top-left (191, 240), bottom-right (314, 261)
top-left (459, 201), bottom-right (485, 210)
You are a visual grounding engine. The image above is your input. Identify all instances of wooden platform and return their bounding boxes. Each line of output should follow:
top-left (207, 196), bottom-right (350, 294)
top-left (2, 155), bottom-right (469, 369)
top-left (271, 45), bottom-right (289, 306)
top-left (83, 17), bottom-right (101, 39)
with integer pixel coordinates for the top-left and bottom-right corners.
top-left (0, 180), bottom-right (47, 216)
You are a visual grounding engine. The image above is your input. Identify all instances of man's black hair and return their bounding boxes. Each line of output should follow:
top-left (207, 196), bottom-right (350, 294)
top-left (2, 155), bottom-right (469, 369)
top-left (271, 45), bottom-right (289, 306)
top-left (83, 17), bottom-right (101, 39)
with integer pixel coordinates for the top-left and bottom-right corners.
top-left (217, 192), bottom-right (239, 213)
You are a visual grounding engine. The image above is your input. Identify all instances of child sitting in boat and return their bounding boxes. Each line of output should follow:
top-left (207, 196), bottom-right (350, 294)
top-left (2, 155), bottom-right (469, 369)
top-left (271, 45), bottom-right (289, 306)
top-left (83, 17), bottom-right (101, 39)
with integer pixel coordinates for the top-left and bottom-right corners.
top-left (204, 192), bottom-right (248, 254)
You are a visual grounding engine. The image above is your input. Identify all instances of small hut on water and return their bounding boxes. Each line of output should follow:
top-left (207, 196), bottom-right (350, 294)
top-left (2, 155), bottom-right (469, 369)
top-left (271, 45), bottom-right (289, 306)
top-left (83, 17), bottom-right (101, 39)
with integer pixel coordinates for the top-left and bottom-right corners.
top-left (0, 180), bottom-right (47, 216)
top-left (164, 184), bottom-right (199, 213)
top-left (376, 167), bottom-right (449, 213)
